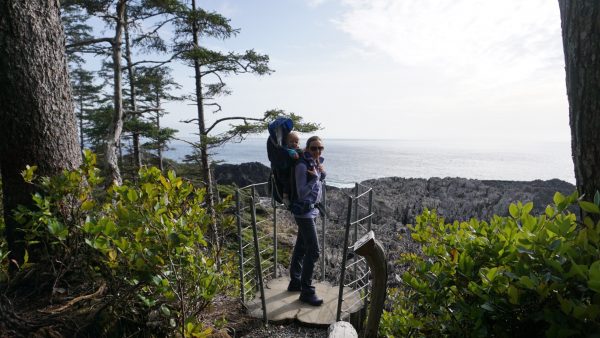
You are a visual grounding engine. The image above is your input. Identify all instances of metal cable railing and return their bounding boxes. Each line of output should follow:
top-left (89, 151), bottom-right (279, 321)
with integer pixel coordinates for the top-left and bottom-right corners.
top-left (336, 182), bottom-right (374, 322)
top-left (237, 177), bottom-right (374, 325)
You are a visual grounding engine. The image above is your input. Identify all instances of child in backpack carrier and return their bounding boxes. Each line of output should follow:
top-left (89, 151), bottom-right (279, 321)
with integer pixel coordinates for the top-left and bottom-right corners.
top-left (282, 131), bottom-right (302, 205)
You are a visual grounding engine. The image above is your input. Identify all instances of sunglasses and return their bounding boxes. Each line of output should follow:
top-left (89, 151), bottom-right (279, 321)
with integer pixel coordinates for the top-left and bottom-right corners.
top-left (310, 146), bottom-right (324, 151)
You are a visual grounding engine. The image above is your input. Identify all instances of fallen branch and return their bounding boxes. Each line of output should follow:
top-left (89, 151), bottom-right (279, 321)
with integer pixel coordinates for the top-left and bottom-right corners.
top-left (38, 282), bottom-right (107, 314)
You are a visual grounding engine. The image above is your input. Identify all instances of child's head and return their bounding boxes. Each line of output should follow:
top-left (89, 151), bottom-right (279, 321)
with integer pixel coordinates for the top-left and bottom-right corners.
top-left (287, 131), bottom-right (300, 149)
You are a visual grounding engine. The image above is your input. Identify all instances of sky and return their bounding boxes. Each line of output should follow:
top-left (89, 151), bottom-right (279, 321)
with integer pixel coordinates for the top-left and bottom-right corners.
top-left (157, 0), bottom-right (569, 143)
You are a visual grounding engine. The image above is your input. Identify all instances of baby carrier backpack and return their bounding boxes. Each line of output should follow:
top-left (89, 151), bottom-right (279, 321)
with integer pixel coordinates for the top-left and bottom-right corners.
top-left (267, 117), bottom-right (296, 205)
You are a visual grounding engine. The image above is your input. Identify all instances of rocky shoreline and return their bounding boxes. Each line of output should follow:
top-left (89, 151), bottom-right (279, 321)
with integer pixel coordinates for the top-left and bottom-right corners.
top-left (215, 162), bottom-right (577, 287)
top-left (215, 162), bottom-right (576, 226)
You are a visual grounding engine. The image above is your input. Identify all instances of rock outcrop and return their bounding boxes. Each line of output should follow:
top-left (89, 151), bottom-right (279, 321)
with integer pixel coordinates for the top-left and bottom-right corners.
top-left (218, 162), bottom-right (578, 287)
top-left (214, 162), bottom-right (270, 188)
top-left (214, 162), bottom-right (576, 228)
top-left (326, 177), bottom-right (576, 229)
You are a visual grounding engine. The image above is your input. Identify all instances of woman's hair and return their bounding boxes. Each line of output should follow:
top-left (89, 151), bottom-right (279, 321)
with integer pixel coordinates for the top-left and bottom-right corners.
top-left (305, 135), bottom-right (322, 149)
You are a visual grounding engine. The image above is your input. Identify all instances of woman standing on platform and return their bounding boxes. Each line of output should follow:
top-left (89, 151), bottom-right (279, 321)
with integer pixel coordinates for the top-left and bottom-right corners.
top-left (287, 136), bottom-right (326, 306)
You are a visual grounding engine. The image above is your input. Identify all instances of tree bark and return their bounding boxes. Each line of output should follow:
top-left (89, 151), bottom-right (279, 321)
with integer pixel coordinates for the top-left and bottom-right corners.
top-left (0, 0), bottom-right (82, 267)
top-left (558, 1), bottom-right (600, 211)
top-left (105, 0), bottom-right (126, 185)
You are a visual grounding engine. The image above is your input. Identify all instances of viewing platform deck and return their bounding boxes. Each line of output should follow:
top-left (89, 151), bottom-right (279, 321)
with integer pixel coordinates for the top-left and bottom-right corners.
top-left (246, 277), bottom-right (362, 327)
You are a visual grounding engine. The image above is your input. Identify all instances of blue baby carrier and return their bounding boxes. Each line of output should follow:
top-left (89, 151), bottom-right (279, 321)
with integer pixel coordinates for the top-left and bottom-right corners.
top-left (267, 117), bottom-right (296, 204)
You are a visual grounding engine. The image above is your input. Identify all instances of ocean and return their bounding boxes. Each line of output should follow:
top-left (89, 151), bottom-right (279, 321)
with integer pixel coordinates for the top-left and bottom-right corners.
top-left (165, 138), bottom-right (575, 187)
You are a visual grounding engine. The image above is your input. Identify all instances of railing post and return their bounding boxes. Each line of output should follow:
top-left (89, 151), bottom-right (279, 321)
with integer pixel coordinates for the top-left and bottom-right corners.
top-left (354, 231), bottom-right (387, 338)
top-left (368, 188), bottom-right (373, 232)
top-left (353, 183), bottom-right (359, 282)
top-left (236, 189), bottom-right (245, 303)
top-left (273, 203), bottom-right (278, 278)
top-left (250, 185), bottom-right (268, 324)
top-left (321, 182), bottom-right (327, 281)
top-left (337, 196), bottom-right (354, 321)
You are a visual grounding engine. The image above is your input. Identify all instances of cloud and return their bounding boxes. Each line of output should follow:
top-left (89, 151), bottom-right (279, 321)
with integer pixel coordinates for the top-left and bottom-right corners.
top-left (333, 0), bottom-right (563, 86)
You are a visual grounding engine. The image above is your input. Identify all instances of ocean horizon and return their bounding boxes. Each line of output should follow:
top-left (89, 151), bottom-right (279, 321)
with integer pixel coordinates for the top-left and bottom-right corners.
top-left (164, 138), bottom-right (575, 187)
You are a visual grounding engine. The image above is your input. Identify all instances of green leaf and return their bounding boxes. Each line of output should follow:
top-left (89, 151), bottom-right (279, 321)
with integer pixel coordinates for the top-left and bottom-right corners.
top-left (127, 189), bottom-right (138, 202)
top-left (553, 192), bottom-right (565, 205)
top-left (509, 204), bottom-right (518, 218)
top-left (522, 202), bottom-right (533, 215)
top-left (545, 205), bottom-right (555, 218)
top-left (21, 165), bottom-right (37, 182)
top-left (508, 285), bottom-right (519, 304)
top-left (588, 261), bottom-right (600, 293)
top-left (558, 294), bottom-right (573, 314)
top-left (481, 302), bottom-right (495, 312)
top-left (519, 276), bottom-right (535, 289)
top-left (81, 200), bottom-right (94, 211)
top-left (160, 304), bottom-right (171, 316)
top-left (595, 191), bottom-right (600, 206)
top-left (548, 239), bottom-right (561, 251)
top-left (579, 201), bottom-right (600, 214)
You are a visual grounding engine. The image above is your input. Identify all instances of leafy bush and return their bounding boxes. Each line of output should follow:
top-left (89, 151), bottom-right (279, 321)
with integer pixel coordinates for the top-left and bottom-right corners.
top-left (14, 151), bottom-right (236, 336)
top-left (381, 191), bottom-right (600, 337)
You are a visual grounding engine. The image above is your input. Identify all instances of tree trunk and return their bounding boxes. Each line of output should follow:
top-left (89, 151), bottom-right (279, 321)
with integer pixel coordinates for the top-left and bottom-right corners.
top-left (79, 96), bottom-right (85, 154)
top-left (0, 0), bottom-right (82, 267)
top-left (558, 1), bottom-right (600, 211)
top-left (191, 0), bottom-right (219, 252)
top-left (156, 93), bottom-right (164, 172)
top-left (124, 13), bottom-right (142, 171)
top-left (105, 0), bottom-right (126, 185)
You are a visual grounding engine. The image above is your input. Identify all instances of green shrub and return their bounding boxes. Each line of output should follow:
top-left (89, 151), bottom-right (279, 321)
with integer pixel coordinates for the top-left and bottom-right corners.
top-left (14, 151), bottom-right (235, 336)
top-left (381, 191), bottom-right (600, 337)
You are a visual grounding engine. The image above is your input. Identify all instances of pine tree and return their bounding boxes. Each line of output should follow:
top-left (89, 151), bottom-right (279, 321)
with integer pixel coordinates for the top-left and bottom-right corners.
top-left (70, 67), bottom-right (105, 153)
top-left (135, 66), bottom-right (180, 171)
top-left (0, 0), bottom-right (82, 267)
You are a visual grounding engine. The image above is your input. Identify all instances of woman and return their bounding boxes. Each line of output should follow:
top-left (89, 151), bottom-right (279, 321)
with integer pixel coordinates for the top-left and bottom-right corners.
top-left (287, 136), bottom-right (326, 306)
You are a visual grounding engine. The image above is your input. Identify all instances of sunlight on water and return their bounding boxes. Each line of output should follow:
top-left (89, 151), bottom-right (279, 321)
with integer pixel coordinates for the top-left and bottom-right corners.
top-left (165, 138), bottom-right (574, 185)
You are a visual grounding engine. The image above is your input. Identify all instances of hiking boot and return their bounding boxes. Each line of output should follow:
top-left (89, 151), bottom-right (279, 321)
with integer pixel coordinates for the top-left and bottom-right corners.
top-left (299, 293), bottom-right (323, 306)
top-left (287, 282), bottom-right (301, 292)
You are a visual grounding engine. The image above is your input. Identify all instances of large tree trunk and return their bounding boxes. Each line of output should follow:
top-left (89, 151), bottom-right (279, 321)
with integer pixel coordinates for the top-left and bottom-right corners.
top-left (558, 1), bottom-right (600, 209)
top-left (105, 0), bottom-right (126, 185)
top-left (0, 1), bottom-right (82, 267)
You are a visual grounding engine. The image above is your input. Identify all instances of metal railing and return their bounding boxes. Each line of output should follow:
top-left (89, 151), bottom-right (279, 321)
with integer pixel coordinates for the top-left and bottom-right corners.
top-left (237, 177), bottom-right (371, 325)
top-left (336, 182), bottom-right (374, 322)
top-left (236, 182), bottom-right (271, 324)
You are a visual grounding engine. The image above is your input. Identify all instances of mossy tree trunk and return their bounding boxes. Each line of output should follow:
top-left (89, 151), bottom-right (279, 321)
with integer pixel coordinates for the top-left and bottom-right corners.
top-left (0, 0), bottom-right (82, 268)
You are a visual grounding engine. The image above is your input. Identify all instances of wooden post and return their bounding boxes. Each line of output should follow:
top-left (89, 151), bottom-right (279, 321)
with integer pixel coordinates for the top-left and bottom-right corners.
top-left (354, 231), bottom-right (387, 338)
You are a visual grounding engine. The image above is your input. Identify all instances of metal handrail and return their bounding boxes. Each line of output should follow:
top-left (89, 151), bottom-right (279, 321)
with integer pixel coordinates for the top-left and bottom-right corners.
top-left (336, 182), bottom-right (375, 323)
top-left (236, 176), bottom-right (373, 326)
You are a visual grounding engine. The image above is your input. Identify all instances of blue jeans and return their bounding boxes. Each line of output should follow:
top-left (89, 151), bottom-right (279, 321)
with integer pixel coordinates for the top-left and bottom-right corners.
top-left (289, 217), bottom-right (320, 296)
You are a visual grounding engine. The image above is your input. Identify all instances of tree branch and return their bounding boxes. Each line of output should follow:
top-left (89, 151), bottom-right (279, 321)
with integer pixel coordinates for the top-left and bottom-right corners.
top-left (125, 108), bottom-right (163, 116)
top-left (130, 52), bottom-right (183, 68)
top-left (66, 37), bottom-right (113, 49)
top-left (206, 116), bottom-right (266, 134)
top-left (205, 102), bottom-right (222, 114)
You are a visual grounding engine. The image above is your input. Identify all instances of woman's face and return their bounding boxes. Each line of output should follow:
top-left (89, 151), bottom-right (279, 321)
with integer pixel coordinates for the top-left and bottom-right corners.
top-left (308, 139), bottom-right (324, 159)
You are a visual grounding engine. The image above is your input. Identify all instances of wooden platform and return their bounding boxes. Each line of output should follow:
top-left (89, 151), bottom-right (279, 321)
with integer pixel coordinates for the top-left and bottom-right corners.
top-left (246, 277), bottom-right (363, 327)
